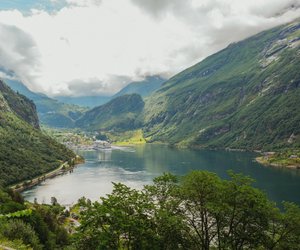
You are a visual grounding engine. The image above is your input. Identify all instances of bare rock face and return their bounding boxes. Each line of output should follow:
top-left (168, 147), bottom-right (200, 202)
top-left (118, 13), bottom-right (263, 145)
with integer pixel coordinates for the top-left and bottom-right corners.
top-left (288, 133), bottom-right (296, 144)
top-left (0, 92), bottom-right (10, 112)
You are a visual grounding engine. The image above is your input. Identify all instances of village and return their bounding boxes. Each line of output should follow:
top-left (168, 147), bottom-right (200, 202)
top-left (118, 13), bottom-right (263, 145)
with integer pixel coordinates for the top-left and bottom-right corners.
top-left (45, 129), bottom-right (112, 151)
top-left (63, 138), bottom-right (111, 151)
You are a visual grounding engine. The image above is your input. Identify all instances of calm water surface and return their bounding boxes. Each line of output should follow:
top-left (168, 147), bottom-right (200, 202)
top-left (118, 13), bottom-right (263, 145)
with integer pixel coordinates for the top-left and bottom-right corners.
top-left (22, 144), bottom-right (300, 206)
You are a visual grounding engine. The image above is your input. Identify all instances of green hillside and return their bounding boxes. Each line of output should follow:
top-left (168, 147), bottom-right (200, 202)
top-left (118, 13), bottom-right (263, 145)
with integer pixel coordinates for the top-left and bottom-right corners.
top-left (5, 78), bottom-right (86, 128)
top-left (37, 97), bottom-right (86, 128)
top-left (0, 80), bottom-right (39, 129)
top-left (0, 80), bottom-right (75, 186)
top-left (142, 19), bottom-right (300, 150)
top-left (76, 94), bottom-right (144, 131)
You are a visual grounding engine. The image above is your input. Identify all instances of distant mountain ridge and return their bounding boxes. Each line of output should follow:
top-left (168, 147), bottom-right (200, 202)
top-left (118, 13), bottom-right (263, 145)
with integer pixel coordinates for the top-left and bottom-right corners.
top-left (55, 75), bottom-right (166, 108)
top-left (56, 95), bottom-right (111, 108)
top-left (4, 78), bottom-right (86, 128)
top-left (113, 75), bottom-right (166, 99)
top-left (1, 75), bottom-right (164, 129)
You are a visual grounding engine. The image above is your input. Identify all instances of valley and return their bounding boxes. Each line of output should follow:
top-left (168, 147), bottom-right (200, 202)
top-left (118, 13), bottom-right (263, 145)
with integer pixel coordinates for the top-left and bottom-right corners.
top-left (1, 18), bottom-right (299, 189)
top-left (46, 20), bottom-right (300, 167)
top-left (0, 15), bottom-right (300, 250)
top-left (1, 20), bottom-right (299, 158)
top-left (9, 19), bottom-right (299, 155)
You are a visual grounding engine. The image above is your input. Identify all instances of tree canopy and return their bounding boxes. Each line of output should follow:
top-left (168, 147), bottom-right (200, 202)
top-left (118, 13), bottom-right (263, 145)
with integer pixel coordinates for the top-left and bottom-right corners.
top-left (73, 171), bottom-right (300, 250)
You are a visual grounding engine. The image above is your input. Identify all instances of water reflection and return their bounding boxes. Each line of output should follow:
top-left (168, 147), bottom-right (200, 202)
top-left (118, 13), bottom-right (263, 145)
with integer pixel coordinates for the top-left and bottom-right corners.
top-left (22, 144), bottom-right (300, 206)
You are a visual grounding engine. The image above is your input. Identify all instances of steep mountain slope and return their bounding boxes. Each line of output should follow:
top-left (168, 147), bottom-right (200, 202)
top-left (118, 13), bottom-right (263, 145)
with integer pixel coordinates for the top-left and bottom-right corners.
top-left (143, 19), bottom-right (300, 150)
top-left (76, 94), bottom-right (144, 131)
top-left (0, 80), bottom-right (75, 186)
top-left (5, 79), bottom-right (86, 128)
top-left (113, 75), bottom-right (166, 98)
top-left (3, 78), bottom-right (47, 101)
top-left (0, 81), bottom-right (39, 129)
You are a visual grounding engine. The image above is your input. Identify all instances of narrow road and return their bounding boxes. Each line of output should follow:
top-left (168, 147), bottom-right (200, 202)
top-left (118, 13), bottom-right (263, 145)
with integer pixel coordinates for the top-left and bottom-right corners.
top-left (9, 156), bottom-right (81, 192)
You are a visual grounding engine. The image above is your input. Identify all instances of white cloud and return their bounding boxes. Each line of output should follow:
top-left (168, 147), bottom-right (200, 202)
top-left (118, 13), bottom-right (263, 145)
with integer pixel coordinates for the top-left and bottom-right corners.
top-left (0, 70), bottom-right (18, 81)
top-left (0, 23), bottom-right (40, 90)
top-left (0, 0), bottom-right (299, 96)
top-left (66, 0), bottom-right (102, 7)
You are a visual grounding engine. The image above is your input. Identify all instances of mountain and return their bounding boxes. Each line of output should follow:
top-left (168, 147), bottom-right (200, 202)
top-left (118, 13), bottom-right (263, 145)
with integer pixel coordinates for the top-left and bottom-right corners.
top-left (113, 75), bottom-right (166, 98)
top-left (36, 97), bottom-right (86, 128)
top-left (0, 80), bottom-right (75, 186)
top-left (56, 95), bottom-right (111, 108)
top-left (55, 76), bottom-right (165, 108)
top-left (0, 81), bottom-right (39, 129)
top-left (76, 93), bottom-right (144, 131)
top-left (4, 79), bottom-right (86, 128)
top-left (2, 78), bottom-right (47, 101)
top-left (142, 19), bottom-right (300, 150)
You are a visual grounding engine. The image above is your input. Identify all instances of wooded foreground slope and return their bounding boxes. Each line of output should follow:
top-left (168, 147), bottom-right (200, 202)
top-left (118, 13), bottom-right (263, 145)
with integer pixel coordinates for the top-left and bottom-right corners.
top-left (0, 80), bottom-right (74, 186)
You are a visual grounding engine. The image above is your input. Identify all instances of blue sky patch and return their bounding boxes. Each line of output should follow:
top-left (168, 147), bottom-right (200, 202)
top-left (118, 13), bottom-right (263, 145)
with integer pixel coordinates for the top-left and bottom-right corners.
top-left (0, 0), bottom-right (67, 14)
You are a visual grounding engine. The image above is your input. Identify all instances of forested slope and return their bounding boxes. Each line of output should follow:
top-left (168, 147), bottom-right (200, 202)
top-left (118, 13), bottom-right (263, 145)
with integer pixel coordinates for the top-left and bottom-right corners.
top-left (0, 80), bottom-right (74, 186)
top-left (76, 94), bottom-right (144, 131)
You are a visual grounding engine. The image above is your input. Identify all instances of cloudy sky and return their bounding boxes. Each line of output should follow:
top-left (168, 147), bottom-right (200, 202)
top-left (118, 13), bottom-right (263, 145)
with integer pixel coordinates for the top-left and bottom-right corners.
top-left (0, 0), bottom-right (299, 97)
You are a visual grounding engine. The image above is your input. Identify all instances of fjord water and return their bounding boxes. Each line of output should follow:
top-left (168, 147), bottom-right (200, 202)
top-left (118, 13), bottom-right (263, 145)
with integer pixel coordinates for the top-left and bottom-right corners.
top-left (22, 144), bottom-right (300, 206)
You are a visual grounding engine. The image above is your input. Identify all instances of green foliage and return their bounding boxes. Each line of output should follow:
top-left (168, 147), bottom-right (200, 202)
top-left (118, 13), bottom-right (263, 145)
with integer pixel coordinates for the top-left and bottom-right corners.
top-left (95, 132), bottom-right (108, 141)
top-left (106, 129), bottom-right (146, 145)
top-left (76, 94), bottom-right (144, 131)
top-left (0, 111), bottom-right (75, 186)
top-left (0, 81), bottom-right (75, 186)
top-left (142, 20), bottom-right (300, 150)
top-left (0, 209), bottom-right (32, 219)
top-left (74, 183), bottom-right (156, 249)
top-left (0, 219), bottom-right (42, 249)
top-left (275, 202), bottom-right (300, 249)
top-left (1, 170), bottom-right (300, 249)
top-left (0, 80), bottom-right (39, 128)
top-left (37, 98), bottom-right (86, 128)
top-left (0, 189), bottom-right (26, 215)
top-left (180, 171), bottom-right (274, 249)
top-left (259, 149), bottom-right (300, 167)
top-left (5, 78), bottom-right (87, 128)
top-left (73, 171), bottom-right (300, 250)
top-left (24, 204), bottom-right (70, 249)
top-left (0, 237), bottom-right (32, 250)
top-left (0, 188), bottom-right (71, 249)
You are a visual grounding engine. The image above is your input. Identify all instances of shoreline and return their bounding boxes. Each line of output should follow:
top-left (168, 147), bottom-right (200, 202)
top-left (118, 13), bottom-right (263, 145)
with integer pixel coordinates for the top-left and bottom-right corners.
top-left (255, 156), bottom-right (300, 170)
top-left (174, 142), bottom-right (300, 170)
top-left (9, 155), bottom-right (84, 193)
